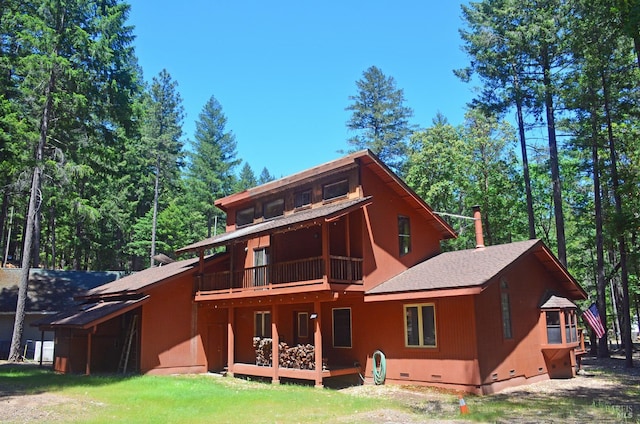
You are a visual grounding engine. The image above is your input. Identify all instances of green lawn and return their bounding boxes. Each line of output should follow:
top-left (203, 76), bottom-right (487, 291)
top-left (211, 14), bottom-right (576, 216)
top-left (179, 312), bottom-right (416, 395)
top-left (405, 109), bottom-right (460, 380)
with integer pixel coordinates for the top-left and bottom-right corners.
top-left (0, 365), bottom-right (418, 423)
top-left (2, 361), bottom-right (638, 423)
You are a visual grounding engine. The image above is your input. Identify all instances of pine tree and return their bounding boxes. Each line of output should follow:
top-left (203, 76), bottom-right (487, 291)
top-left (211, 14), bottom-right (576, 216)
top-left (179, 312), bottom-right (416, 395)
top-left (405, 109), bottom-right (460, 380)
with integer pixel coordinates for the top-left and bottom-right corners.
top-left (345, 66), bottom-right (414, 174)
top-left (186, 95), bottom-right (239, 237)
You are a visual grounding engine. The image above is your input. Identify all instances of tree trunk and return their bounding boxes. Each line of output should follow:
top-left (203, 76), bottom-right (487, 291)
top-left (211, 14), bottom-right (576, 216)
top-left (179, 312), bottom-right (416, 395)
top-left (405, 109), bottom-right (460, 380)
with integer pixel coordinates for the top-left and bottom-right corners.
top-left (542, 45), bottom-right (566, 266)
top-left (513, 71), bottom-right (536, 240)
top-left (8, 66), bottom-right (54, 361)
top-left (590, 97), bottom-right (609, 358)
top-left (602, 71), bottom-right (633, 367)
top-left (150, 156), bottom-right (160, 267)
top-left (50, 204), bottom-right (56, 269)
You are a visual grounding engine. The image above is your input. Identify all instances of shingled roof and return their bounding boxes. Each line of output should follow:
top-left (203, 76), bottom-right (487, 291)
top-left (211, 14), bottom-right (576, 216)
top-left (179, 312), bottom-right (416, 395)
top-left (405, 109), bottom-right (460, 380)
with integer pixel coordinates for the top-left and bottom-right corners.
top-left (0, 269), bottom-right (122, 313)
top-left (80, 256), bottom-right (202, 300)
top-left (366, 239), bottom-right (586, 300)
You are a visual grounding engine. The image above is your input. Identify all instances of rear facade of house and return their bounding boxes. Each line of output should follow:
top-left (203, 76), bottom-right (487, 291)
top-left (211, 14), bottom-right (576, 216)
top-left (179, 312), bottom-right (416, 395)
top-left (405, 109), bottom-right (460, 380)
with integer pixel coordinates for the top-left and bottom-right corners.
top-left (41, 150), bottom-right (586, 394)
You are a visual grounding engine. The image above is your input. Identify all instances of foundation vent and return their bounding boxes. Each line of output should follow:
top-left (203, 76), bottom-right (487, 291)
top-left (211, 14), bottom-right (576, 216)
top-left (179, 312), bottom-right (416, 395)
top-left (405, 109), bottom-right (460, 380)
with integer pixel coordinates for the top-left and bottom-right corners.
top-left (431, 374), bottom-right (442, 380)
top-left (509, 369), bottom-right (515, 376)
top-left (491, 373), bottom-right (498, 381)
top-left (400, 373), bottom-right (410, 378)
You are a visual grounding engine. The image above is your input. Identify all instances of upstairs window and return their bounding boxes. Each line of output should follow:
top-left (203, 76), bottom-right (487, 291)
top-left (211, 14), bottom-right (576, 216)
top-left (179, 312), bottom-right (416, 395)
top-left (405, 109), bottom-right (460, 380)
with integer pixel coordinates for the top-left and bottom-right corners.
top-left (404, 304), bottom-right (436, 348)
top-left (323, 179), bottom-right (349, 201)
top-left (236, 207), bottom-right (254, 227)
top-left (294, 189), bottom-right (312, 208)
top-left (264, 198), bottom-right (284, 219)
top-left (398, 216), bottom-right (411, 256)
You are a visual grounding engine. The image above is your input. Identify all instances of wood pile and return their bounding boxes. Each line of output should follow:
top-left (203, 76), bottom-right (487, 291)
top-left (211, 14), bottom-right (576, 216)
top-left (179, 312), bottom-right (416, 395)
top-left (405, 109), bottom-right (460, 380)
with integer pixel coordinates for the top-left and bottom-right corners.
top-left (253, 337), bottom-right (316, 369)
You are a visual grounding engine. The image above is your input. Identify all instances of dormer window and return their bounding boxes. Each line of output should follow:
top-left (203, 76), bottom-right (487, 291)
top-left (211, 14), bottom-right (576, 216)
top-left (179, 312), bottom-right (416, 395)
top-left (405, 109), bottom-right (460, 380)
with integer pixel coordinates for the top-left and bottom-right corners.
top-left (264, 198), bottom-right (284, 219)
top-left (236, 207), bottom-right (254, 227)
top-left (295, 189), bottom-right (312, 208)
top-left (323, 179), bottom-right (349, 201)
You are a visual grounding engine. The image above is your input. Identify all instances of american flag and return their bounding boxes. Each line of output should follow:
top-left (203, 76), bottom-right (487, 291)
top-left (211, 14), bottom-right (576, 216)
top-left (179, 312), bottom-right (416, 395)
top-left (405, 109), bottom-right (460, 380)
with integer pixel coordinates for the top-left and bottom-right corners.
top-left (582, 303), bottom-right (606, 339)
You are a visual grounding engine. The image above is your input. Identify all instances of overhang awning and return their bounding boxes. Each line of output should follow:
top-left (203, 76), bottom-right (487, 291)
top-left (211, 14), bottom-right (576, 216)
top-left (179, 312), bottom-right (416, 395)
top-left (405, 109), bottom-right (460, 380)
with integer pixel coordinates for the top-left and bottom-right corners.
top-left (33, 296), bottom-right (149, 330)
top-left (176, 196), bottom-right (372, 254)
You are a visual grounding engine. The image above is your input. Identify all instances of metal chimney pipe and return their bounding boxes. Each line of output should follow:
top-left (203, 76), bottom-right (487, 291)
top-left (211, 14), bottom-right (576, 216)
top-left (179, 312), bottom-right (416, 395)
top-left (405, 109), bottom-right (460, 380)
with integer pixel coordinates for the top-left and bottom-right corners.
top-left (472, 205), bottom-right (485, 249)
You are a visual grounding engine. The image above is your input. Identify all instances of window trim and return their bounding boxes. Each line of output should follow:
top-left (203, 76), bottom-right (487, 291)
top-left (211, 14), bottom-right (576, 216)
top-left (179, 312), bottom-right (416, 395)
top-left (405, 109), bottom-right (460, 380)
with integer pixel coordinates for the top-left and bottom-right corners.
top-left (294, 189), bottom-right (312, 209)
top-left (332, 307), bottom-right (352, 348)
top-left (398, 215), bottom-right (411, 256)
top-left (254, 310), bottom-right (272, 338)
top-left (500, 279), bottom-right (513, 340)
top-left (404, 303), bottom-right (437, 348)
top-left (297, 312), bottom-right (309, 338)
top-left (264, 198), bottom-right (284, 219)
top-left (323, 179), bottom-right (349, 202)
top-left (236, 207), bottom-right (255, 227)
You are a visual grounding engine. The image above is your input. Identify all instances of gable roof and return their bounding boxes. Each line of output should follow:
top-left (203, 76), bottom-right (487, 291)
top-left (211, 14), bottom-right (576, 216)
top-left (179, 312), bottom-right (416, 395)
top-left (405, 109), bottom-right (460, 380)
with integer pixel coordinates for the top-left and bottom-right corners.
top-left (366, 239), bottom-right (586, 300)
top-left (0, 269), bottom-right (122, 313)
top-left (177, 196), bottom-right (372, 254)
top-left (80, 257), bottom-right (202, 300)
top-left (220, 151), bottom-right (455, 236)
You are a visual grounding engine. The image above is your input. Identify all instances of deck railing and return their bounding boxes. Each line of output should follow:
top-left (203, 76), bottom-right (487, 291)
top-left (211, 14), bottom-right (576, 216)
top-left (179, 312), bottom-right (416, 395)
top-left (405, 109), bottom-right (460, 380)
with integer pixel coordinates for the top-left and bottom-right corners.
top-left (198, 256), bottom-right (363, 293)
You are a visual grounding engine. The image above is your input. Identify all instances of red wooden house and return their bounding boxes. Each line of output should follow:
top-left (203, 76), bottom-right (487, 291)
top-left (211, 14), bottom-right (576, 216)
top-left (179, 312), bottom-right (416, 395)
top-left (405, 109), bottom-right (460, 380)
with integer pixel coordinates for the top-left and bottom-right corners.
top-left (38, 150), bottom-right (586, 394)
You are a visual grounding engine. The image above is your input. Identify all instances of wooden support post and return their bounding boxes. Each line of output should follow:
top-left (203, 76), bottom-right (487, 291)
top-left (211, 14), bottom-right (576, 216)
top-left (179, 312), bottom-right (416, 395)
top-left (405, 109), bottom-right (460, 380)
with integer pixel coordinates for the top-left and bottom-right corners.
top-left (314, 301), bottom-right (323, 388)
top-left (322, 222), bottom-right (330, 284)
top-left (85, 328), bottom-right (94, 376)
top-left (272, 305), bottom-right (280, 384)
top-left (38, 330), bottom-right (44, 368)
top-left (227, 307), bottom-right (235, 376)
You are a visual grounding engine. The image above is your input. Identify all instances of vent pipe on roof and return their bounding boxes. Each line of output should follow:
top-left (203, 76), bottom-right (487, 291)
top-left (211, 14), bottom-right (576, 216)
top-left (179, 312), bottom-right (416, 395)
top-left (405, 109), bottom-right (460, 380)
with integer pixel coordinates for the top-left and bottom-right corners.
top-left (472, 205), bottom-right (485, 249)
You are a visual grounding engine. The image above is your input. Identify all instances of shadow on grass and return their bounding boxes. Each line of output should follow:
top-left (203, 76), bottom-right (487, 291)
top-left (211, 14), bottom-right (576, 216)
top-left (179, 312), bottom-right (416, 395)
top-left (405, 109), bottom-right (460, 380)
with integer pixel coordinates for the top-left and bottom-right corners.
top-left (0, 362), bottom-right (134, 398)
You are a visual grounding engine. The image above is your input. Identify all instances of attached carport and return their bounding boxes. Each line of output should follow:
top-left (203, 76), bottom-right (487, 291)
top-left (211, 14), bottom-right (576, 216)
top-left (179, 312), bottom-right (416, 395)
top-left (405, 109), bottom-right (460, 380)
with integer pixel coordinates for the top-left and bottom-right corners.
top-left (34, 296), bottom-right (149, 375)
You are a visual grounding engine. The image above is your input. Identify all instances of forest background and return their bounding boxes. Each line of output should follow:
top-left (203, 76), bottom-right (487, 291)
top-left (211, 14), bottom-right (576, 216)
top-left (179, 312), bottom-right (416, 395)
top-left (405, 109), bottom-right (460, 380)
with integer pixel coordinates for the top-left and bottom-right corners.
top-left (1, 1), bottom-right (639, 363)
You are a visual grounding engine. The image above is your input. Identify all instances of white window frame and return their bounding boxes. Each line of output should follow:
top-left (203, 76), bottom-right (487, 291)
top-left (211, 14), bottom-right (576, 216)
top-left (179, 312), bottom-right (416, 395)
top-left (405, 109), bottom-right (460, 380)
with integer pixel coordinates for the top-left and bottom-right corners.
top-left (254, 311), bottom-right (271, 338)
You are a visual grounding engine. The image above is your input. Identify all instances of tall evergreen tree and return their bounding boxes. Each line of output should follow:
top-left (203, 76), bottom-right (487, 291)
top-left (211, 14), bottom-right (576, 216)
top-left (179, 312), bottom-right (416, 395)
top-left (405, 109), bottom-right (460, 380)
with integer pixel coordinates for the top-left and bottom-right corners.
top-left (138, 69), bottom-right (185, 267)
top-left (186, 95), bottom-right (239, 237)
top-left (345, 66), bottom-right (414, 174)
top-left (7, 0), bottom-right (138, 361)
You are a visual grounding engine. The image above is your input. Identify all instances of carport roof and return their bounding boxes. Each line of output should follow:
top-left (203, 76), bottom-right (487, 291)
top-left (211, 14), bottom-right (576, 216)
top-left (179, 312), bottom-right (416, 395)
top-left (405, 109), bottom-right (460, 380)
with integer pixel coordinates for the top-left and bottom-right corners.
top-left (33, 296), bottom-right (149, 330)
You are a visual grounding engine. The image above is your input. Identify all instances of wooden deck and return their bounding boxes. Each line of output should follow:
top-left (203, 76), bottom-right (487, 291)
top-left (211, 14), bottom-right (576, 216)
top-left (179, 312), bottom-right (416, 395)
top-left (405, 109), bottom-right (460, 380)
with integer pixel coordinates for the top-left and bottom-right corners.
top-left (230, 362), bottom-right (361, 383)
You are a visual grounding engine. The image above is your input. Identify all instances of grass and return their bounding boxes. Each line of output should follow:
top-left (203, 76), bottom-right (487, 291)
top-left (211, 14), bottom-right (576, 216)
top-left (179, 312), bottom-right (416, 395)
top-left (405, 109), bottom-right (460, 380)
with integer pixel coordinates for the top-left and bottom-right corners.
top-left (0, 365), bottom-right (412, 423)
top-left (2, 358), bottom-right (639, 423)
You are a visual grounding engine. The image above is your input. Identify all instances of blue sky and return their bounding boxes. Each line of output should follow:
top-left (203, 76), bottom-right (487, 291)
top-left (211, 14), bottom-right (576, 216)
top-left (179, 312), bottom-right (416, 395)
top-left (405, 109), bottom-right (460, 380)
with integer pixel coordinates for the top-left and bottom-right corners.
top-left (127, 1), bottom-right (473, 178)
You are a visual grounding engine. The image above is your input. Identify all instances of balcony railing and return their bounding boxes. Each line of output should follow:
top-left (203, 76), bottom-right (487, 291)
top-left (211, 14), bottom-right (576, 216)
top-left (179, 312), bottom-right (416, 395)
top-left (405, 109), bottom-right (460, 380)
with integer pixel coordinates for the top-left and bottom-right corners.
top-left (197, 256), bottom-right (363, 294)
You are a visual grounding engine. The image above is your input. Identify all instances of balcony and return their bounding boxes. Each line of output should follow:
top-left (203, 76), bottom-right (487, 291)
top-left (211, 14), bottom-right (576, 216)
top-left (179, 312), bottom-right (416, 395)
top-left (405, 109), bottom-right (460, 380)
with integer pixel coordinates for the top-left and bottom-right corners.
top-left (195, 256), bottom-right (363, 299)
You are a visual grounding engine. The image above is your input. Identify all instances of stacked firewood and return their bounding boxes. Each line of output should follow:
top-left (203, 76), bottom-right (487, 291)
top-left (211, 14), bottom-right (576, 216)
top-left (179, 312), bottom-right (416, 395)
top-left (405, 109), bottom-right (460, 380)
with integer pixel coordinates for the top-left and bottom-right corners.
top-left (278, 342), bottom-right (315, 370)
top-left (253, 337), bottom-right (273, 366)
top-left (253, 337), bottom-right (316, 369)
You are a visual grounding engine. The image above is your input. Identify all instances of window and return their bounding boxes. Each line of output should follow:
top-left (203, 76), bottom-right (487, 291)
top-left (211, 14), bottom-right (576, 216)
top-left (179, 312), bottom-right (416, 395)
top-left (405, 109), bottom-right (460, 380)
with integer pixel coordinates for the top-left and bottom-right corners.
top-left (500, 280), bottom-right (512, 339)
top-left (236, 207), bottom-right (254, 227)
top-left (264, 198), bottom-right (284, 219)
top-left (297, 312), bottom-right (309, 338)
top-left (398, 216), bottom-right (411, 256)
top-left (295, 190), bottom-right (312, 208)
top-left (404, 304), bottom-right (436, 347)
top-left (565, 310), bottom-right (578, 343)
top-left (254, 311), bottom-right (271, 338)
top-left (332, 308), bottom-right (352, 348)
top-left (253, 248), bottom-right (269, 286)
top-left (323, 179), bottom-right (349, 201)
top-left (546, 311), bottom-right (561, 344)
